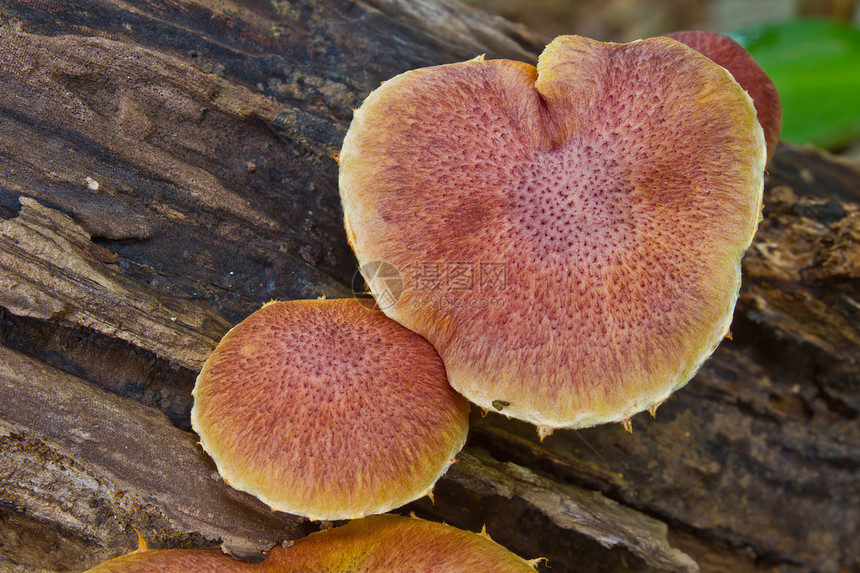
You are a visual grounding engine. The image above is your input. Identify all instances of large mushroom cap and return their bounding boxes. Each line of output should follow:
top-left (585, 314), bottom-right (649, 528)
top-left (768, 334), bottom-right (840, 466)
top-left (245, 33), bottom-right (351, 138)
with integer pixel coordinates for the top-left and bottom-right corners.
top-left (665, 30), bottom-right (782, 159)
top-left (191, 298), bottom-right (469, 520)
top-left (339, 35), bottom-right (765, 432)
top-left (265, 514), bottom-right (539, 572)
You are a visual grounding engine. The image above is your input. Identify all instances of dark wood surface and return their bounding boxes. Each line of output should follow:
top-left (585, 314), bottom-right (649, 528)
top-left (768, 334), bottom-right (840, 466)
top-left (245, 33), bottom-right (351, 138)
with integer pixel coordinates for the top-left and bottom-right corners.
top-left (1, 1), bottom-right (857, 572)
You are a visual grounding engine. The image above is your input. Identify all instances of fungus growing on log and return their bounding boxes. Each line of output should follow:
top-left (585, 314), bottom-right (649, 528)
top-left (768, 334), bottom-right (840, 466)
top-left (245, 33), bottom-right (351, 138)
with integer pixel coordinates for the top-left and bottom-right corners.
top-left (666, 30), bottom-right (782, 159)
top-left (268, 514), bottom-right (540, 572)
top-left (191, 299), bottom-right (469, 520)
top-left (85, 547), bottom-right (257, 573)
top-left (339, 35), bottom-right (766, 435)
top-left (85, 515), bottom-right (538, 572)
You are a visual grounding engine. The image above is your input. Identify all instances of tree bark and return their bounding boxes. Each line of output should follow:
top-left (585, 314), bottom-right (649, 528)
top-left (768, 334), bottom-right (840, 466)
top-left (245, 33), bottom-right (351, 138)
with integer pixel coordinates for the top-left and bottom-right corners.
top-left (0, 1), bottom-right (857, 572)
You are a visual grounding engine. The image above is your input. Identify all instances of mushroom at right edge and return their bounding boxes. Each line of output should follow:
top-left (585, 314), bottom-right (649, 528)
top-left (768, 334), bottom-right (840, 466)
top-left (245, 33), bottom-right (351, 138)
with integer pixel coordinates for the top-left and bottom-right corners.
top-left (665, 30), bottom-right (782, 160)
top-left (339, 35), bottom-right (769, 437)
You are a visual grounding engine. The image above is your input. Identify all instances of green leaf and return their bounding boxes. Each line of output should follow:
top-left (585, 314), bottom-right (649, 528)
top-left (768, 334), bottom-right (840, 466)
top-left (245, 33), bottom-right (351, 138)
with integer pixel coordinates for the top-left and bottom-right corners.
top-left (729, 19), bottom-right (860, 150)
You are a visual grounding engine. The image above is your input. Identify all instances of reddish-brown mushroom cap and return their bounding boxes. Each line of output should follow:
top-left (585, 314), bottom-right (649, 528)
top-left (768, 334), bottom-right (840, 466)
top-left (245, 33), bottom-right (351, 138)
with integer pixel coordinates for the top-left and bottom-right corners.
top-left (85, 548), bottom-right (259, 573)
top-left (85, 515), bottom-right (539, 572)
top-left (191, 298), bottom-right (469, 520)
top-left (264, 514), bottom-right (539, 572)
top-left (665, 30), bottom-right (782, 160)
top-left (339, 35), bottom-right (765, 434)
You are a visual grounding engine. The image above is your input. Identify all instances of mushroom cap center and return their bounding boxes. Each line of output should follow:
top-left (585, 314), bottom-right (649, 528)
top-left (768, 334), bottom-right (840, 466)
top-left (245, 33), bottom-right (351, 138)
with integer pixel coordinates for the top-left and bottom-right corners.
top-left (511, 143), bottom-right (633, 257)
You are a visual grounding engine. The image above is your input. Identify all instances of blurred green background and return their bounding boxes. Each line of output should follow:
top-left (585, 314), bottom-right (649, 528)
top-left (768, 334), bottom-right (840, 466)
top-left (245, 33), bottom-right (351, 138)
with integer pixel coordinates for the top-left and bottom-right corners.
top-left (464, 0), bottom-right (860, 156)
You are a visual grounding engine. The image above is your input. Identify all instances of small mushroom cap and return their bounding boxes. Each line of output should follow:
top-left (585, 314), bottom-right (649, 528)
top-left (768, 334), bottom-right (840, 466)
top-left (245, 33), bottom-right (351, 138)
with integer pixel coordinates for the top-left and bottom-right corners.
top-left (665, 30), bottom-right (782, 159)
top-left (340, 35), bottom-right (765, 431)
top-left (85, 548), bottom-right (258, 572)
top-left (191, 298), bottom-right (469, 520)
top-left (265, 514), bottom-right (538, 572)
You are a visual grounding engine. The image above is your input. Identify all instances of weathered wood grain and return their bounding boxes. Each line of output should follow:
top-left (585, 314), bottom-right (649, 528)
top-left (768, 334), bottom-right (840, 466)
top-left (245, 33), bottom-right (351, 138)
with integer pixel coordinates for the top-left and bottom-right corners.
top-left (0, 1), bottom-right (858, 572)
top-left (0, 346), bottom-right (309, 568)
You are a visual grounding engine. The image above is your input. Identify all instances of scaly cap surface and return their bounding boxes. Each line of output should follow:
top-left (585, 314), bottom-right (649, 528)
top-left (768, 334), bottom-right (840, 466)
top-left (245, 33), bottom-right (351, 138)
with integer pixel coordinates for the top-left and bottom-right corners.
top-left (666, 30), bottom-right (782, 159)
top-left (339, 35), bottom-right (765, 432)
top-left (85, 515), bottom-right (538, 572)
top-left (85, 548), bottom-right (258, 572)
top-left (191, 298), bottom-right (469, 519)
top-left (265, 514), bottom-right (539, 572)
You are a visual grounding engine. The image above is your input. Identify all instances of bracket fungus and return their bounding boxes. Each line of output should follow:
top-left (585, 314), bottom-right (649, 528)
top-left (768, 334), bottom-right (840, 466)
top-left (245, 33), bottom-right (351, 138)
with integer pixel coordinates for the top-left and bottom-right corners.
top-left (339, 35), bottom-right (767, 435)
top-left (270, 514), bottom-right (540, 572)
top-left (85, 515), bottom-right (538, 572)
top-left (665, 30), bottom-right (782, 159)
top-left (191, 298), bottom-right (469, 520)
top-left (85, 547), bottom-right (258, 573)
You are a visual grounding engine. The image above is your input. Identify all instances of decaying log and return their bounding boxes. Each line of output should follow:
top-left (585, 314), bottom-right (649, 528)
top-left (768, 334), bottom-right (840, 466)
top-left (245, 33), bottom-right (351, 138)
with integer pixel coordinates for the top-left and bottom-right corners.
top-left (0, 346), bottom-right (308, 565)
top-left (0, 1), bottom-right (857, 572)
